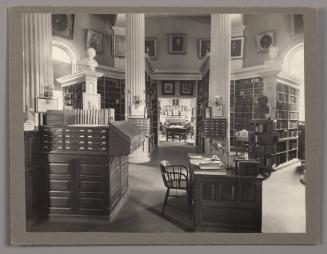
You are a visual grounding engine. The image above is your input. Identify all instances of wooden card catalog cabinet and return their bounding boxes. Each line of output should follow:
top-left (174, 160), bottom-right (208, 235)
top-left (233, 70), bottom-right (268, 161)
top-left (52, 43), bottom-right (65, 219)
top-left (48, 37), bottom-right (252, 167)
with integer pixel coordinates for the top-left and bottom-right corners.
top-left (109, 121), bottom-right (145, 155)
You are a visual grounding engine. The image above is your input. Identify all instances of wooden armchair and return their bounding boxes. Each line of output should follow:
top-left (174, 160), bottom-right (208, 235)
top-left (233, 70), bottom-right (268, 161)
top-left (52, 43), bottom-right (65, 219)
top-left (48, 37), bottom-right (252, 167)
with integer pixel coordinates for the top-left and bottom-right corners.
top-left (160, 161), bottom-right (192, 216)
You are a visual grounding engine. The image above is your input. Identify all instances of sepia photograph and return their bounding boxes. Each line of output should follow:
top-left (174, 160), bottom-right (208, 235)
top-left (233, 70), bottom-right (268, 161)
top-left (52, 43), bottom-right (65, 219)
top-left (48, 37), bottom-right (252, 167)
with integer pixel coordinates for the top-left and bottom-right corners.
top-left (8, 7), bottom-right (320, 246)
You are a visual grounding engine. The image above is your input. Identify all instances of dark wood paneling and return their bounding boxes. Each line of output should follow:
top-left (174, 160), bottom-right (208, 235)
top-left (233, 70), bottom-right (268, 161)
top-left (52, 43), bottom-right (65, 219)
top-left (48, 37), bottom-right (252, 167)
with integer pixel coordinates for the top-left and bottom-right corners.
top-left (25, 131), bottom-right (41, 219)
top-left (194, 174), bottom-right (262, 232)
top-left (43, 153), bottom-right (128, 219)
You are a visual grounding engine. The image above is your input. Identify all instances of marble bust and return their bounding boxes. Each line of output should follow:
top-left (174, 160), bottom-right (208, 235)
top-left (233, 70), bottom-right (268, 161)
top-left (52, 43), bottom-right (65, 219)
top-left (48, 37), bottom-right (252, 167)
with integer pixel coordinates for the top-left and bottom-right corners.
top-left (81, 47), bottom-right (98, 71)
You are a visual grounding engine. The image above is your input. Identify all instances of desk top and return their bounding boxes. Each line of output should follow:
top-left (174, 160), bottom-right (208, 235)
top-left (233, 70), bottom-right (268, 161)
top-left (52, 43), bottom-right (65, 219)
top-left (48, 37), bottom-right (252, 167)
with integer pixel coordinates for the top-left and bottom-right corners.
top-left (188, 153), bottom-right (224, 171)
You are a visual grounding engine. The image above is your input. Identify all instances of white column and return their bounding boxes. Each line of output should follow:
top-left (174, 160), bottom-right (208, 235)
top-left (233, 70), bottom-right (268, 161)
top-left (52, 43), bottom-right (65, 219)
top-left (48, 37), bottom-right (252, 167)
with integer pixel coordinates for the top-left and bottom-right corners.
top-left (126, 14), bottom-right (145, 117)
top-left (209, 14), bottom-right (231, 154)
top-left (22, 13), bottom-right (54, 112)
top-left (126, 14), bottom-right (150, 163)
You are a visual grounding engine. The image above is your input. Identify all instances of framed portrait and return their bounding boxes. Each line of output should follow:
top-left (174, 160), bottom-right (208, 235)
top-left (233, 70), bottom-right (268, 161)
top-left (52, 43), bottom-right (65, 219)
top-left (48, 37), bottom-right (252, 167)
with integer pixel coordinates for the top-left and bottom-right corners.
top-left (231, 36), bottom-right (244, 59)
top-left (168, 33), bottom-right (186, 54)
top-left (162, 81), bottom-right (175, 95)
top-left (52, 14), bottom-right (74, 39)
top-left (256, 31), bottom-right (274, 53)
top-left (86, 29), bottom-right (104, 54)
top-left (113, 34), bottom-right (126, 58)
top-left (198, 38), bottom-right (210, 58)
top-left (180, 81), bottom-right (194, 96)
top-left (145, 37), bottom-right (158, 59)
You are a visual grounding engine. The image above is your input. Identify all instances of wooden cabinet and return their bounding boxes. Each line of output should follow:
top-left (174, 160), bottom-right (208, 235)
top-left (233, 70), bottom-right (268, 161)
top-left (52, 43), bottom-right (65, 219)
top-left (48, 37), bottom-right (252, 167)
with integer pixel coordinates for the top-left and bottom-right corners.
top-left (25, 131), bottom-right (41, 219)
top-left (193, 174), bottom-right (262, 232)
top-left (44, 153), bottom-right (128, 219)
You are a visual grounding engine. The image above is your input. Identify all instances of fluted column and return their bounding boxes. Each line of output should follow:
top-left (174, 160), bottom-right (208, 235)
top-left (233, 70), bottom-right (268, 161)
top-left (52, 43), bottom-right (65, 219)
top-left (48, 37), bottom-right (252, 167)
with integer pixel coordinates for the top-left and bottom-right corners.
top-left (209, 14), bottom-right (231, 155)
top-left (22, 13), bottom-right (54, 113)
top-left (126, 14), bottom-right (150, 163)
top-left (126, 14), bottom-right (146, 117)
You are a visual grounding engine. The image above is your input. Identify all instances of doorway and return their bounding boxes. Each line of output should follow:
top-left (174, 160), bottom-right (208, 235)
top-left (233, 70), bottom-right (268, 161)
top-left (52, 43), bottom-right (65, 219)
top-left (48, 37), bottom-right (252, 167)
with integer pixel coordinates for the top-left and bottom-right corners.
top-left (158, 97), bottom-right (196, 146)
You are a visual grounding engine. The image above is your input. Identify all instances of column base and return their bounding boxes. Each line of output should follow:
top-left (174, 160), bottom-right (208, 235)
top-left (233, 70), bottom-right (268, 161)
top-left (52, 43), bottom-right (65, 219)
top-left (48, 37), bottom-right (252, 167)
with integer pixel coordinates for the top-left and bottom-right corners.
top-left (128, 149), bottom-right (151, 164)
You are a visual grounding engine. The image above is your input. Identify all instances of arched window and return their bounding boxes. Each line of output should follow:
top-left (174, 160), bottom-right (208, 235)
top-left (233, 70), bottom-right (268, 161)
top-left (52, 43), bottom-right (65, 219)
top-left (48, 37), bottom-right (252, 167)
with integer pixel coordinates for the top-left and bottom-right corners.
top-left (282, 42), bottom-right (305, 121)
top-left (52, 41), bottom-right (77, 90)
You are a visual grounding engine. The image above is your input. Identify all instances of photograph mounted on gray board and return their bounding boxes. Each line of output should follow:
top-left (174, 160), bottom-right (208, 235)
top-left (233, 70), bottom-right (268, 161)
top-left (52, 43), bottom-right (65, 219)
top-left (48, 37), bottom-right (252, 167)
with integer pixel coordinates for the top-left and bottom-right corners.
top-left (8, 6), bottom-right (319, 245)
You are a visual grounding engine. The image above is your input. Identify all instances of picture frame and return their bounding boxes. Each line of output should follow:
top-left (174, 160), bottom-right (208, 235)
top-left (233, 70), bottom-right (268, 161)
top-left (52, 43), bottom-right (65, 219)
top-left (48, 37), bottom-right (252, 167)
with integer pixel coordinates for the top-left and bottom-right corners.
top-left (256, 31), bottom-right (274, 53)
top-left (145, 37), bottom-right (158, 59)
top-left (180, 81), bottom-right (194, 96)
top-left (51, 14), bottom-right (74, 39)
top-left (198, 38), bottom-right (210, 58)
top-left (162, 81), bottom-right (175, 95)
top-left (86, 29), bottom-right (104, 54)
top-left (113, 34), bottom-right (126, 58)
top-left (168, 33), bottom-right (186, 54)
top-left (231, 36), bottom-right (244, 59)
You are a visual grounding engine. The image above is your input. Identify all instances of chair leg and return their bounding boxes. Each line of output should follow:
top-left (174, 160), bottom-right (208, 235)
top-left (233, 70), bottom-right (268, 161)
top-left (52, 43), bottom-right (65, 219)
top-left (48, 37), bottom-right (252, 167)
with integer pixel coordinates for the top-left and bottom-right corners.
top-left (162, 188), bottom-right (170, 216)
top-left (187, 191), bottom-right (192, 218)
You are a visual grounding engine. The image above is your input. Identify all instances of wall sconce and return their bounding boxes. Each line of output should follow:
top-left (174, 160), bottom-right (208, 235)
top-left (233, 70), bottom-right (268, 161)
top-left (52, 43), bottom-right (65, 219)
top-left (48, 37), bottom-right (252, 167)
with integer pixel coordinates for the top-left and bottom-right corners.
top-left (214, 95), bottom-right (222, 107)
top-left (133, 95), bottom-right (141, 109)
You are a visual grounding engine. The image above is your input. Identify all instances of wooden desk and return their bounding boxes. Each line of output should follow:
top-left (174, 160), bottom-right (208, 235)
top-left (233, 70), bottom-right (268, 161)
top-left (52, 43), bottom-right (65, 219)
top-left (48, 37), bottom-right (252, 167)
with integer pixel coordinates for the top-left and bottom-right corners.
top-left (189, 154), bottom-right (262, 232)
top-left (166, 126), bottom-right (188, 142)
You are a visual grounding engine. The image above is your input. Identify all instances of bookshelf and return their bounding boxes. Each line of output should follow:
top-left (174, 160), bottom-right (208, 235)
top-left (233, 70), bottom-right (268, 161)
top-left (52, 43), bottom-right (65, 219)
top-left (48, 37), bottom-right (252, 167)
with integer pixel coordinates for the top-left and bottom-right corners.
top-left (248, 119), bottom-right (277, 176)
top-left (97, 77), bottom-right (125, 121)
top-left (275, 82), bottom-right (299, 165)
top-left (230, 77), bottom-right (264, 148)
top-left (63, 82), bottom-right (85, 109)
top-left (196, 71), bottom-right (209, 153)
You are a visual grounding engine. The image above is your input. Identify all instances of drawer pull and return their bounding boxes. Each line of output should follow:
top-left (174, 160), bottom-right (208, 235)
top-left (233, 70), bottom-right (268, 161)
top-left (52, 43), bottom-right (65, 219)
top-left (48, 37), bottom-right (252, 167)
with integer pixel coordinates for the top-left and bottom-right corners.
top-left (80, 135), bottom-right (85, 138)
top-left (65, 135), bottom-right (70, 138)
top-left (79, 129), bottom-right (85, 132)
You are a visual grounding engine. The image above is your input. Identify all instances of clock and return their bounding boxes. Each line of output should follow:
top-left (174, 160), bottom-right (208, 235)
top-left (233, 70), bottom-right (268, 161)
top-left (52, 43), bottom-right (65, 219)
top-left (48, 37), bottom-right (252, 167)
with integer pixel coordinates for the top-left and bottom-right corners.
top-left (256, 31), bottom-right (274, 52)
top-left (52, 14), bottom-right (74, 39)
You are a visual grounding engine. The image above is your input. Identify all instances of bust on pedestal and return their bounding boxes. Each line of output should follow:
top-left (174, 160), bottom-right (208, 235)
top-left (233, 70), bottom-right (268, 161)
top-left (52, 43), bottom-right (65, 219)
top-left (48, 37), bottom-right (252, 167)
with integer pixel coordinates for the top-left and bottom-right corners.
top-left (57, 48), bottom-right (103, 110)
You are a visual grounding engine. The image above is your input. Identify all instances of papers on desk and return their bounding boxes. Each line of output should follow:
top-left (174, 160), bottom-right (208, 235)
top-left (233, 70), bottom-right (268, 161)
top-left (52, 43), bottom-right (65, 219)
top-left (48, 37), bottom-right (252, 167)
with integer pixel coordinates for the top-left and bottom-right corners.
top-left (189, 154), bottom-right (203, 160)
top-left (193, 170), bottom-right (227, 175)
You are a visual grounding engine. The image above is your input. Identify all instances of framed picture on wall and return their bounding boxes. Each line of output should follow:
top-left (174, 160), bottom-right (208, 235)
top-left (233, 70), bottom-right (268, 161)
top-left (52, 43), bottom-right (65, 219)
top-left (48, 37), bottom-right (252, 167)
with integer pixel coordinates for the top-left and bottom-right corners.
top-left (198, 38), bottom-right (210, 58)
top-left (256, 31), bottom-right (274, 53)
top-left (145, 37), bottom-right (158, 59)
top-left (162, 81), bottom-right (175, 95)
top-left (113, 34), bottom-right (126, 57)
top-left (231, 36), bottom-right (244, 59)
top-left (52, 14), bottom-right (74, 39)
top-left (168, 33), bottom-right (186, 54)
top-left (86, 29), bottom-right (104, 54)
top-left (180, 81), bottom-right (194, 96)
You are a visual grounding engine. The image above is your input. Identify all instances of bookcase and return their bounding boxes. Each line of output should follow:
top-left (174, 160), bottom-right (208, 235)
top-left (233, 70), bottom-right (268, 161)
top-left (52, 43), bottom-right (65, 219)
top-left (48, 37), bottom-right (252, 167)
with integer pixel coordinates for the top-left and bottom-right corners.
top-left (63, 82), bottom-right (85, 109)
top-left (97, 77), bottom-right (125, 121)
top-left (248, 119), bottom-right (277, 172)
top-left (230, 77), bottom-right (265, 148)
top-left (196, 71), bottom-right (209, 152)
top-left (275, 82), bottom-right (299, 165)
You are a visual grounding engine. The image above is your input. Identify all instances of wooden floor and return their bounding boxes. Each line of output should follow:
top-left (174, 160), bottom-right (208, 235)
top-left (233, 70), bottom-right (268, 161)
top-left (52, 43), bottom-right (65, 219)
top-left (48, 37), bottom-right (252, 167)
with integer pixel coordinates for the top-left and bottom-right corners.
top-left (28, 143), bottom-right (306, 233)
